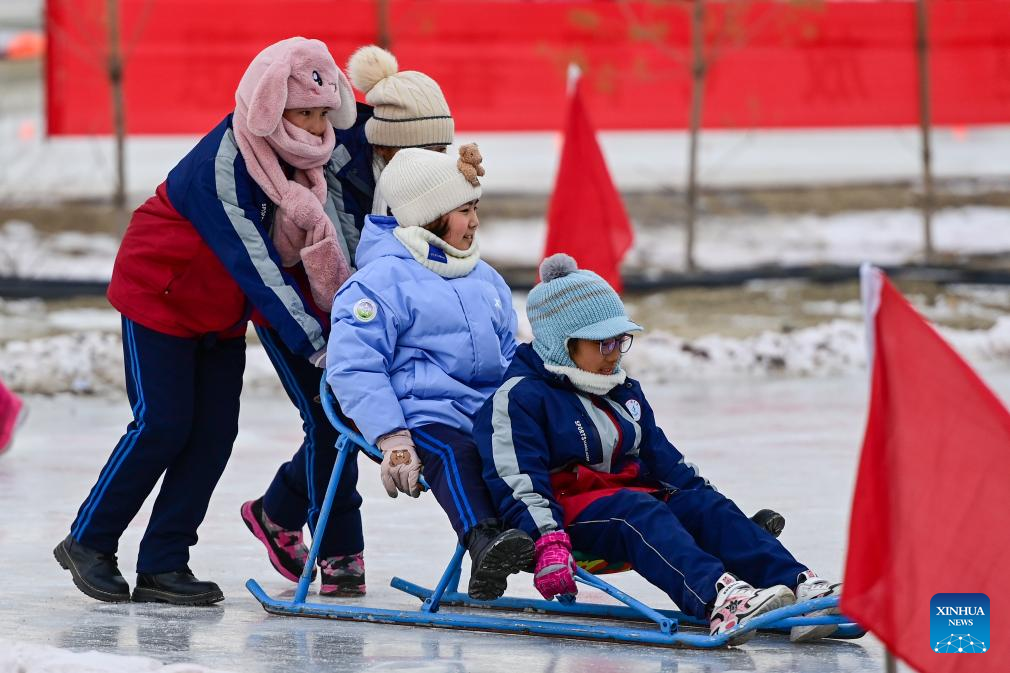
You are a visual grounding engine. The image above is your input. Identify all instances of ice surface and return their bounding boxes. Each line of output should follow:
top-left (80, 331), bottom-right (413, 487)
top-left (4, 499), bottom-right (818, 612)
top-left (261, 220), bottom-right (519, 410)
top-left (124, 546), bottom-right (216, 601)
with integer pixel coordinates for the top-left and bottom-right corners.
top-left (0, 638), bottom-right (236, 672)
top-left (8, 369), bottom-right (1008, 671)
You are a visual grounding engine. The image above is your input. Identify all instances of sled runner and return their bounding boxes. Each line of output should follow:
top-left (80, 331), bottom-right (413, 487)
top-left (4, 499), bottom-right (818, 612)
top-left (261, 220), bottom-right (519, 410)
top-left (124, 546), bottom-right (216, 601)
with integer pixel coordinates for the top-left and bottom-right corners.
top-left (246, 380), bottom-right (865, 648)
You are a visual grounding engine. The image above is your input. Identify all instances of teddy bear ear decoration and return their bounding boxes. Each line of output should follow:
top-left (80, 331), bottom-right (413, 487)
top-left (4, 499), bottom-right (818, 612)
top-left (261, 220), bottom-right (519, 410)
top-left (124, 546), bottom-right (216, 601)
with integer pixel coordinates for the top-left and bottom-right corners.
top-left (456, 143), bottom-right (485, 187)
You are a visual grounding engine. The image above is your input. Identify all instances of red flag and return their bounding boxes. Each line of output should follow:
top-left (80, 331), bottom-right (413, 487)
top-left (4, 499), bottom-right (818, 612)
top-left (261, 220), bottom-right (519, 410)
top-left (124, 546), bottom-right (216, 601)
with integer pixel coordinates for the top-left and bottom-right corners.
top-left (843, 267), bottom-right (1010, 672)
top-left (545, 72), bottom-right (633, 292)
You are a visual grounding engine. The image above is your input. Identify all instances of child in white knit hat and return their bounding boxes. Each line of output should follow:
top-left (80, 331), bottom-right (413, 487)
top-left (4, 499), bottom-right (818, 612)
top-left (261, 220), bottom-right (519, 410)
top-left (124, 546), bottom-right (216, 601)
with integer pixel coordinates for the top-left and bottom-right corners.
top-left (324, 145), bottom-right (534, 601)
top-left (346, 44), bottom-right (455, 216)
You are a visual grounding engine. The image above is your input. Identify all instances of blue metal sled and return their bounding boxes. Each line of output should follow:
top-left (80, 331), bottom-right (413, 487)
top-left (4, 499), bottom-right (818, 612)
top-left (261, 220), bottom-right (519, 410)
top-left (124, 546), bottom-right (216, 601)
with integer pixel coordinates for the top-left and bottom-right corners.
top-left (246, 379), bottom-right (865, 648)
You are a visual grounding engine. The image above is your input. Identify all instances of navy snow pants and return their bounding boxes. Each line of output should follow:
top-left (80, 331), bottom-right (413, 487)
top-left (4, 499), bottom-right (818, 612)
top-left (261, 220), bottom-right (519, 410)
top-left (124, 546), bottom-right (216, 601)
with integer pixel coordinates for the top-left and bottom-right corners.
top-left (412, 424), bottom-right (498, 542)
top-left (567, 488), bottom-right (808, 619)
top-left (256, 325), bottom-right (364, 558)
top-left (71, 317), bottom-right (244, 574)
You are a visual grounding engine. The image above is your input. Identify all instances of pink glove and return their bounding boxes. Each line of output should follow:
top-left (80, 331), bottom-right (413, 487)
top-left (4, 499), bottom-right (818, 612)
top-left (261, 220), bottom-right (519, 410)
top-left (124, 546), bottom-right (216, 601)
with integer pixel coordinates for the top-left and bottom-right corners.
top-left (533, 531), bottom-right (577, 601)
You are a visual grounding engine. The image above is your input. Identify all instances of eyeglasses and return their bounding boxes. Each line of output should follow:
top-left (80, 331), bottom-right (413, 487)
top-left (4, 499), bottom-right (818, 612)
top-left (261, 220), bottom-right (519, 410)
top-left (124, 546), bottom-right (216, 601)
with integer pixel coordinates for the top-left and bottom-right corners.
top-left (599, 334), bottom-right (634, 356)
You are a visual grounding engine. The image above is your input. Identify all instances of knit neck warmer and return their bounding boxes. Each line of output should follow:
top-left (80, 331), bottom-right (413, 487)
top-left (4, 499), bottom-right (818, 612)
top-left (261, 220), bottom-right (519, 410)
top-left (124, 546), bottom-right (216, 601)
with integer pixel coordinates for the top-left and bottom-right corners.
top-left (545, 362), bottom-right (627, 396)
top-left (232, 112), bottom-right (350, 310)
top-left (394, 225), bottom-right (480, 278)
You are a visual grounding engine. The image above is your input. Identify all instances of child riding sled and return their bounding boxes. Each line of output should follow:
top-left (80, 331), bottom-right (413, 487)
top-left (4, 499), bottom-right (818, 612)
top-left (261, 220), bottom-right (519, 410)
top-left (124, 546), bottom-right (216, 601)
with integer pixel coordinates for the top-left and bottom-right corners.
top-left (473, 254), bottom-right (842, 643)
top-left (324, 145), bottom-right (534, 600)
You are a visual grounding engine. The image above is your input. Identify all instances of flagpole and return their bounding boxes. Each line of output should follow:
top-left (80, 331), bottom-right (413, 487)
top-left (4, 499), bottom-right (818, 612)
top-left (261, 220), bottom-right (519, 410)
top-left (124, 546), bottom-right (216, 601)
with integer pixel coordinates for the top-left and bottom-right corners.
top-left (567, 63), bottom-right (581, 94)
top-left (859, 262), bottom-right (881, 374)
top-left (915, 0), bottom-right (935, 263)
top-left (684, 0), bottom-right (706, 272)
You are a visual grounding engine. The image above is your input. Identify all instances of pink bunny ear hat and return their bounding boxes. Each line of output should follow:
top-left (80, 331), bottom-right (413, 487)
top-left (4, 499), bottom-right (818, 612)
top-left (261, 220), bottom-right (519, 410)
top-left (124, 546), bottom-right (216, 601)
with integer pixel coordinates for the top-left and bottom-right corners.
top-left (235, 36), bottom-right (356, 136)
top-left (232, 37), bottom-right (355, 312)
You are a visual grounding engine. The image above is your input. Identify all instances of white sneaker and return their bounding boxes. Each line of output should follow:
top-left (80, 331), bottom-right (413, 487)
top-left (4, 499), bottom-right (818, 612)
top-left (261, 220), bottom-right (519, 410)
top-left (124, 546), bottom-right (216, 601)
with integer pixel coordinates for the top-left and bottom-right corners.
top-left (790, 570), bottom-right (842, 642)
top-left (710, 572), bottom-right (795, 645)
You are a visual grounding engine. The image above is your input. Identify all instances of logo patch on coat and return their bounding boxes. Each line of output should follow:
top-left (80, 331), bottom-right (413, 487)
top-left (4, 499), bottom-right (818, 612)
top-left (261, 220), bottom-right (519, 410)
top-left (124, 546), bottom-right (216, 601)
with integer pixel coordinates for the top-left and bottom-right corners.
top-left (427, 244), bottom-right (448, 263)
top-left (353, 298), bottom-right (377, 322)
top-left (625, 399), bottom-right (642, 421)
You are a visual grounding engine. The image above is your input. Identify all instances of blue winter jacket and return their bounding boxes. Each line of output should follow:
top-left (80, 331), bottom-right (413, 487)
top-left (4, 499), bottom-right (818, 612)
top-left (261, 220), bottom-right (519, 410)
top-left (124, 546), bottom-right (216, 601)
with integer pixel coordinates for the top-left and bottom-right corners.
top-left (474, 343), bottom-right (714, 539)
top-left (325, 215), bottom-right (518, 444)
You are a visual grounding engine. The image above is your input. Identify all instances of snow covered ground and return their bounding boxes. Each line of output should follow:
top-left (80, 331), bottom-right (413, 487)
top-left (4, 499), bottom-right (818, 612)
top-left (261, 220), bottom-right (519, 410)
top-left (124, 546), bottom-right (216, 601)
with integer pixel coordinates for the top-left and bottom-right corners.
top-left (4, 276), bottom-right (1010, 395)
top-left (4, 204), bottom-right (1010, 281)
top-left (3, 118), bottom-right (1010, 203)
top-left (12, 366), bottom-right (1005, 671)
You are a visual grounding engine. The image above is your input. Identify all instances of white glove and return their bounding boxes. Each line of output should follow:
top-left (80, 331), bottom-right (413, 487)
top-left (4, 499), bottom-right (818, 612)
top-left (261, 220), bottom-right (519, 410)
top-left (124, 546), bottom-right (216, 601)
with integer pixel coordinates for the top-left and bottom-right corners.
top-left (377, 430), bottom-right (422, 498)
top-left (309, 349), bottom-right (326, 368)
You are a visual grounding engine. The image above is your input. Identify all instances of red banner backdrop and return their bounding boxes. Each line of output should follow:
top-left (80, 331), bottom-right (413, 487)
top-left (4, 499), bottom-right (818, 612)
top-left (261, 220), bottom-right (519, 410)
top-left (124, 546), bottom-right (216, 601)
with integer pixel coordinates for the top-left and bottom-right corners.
top-left (46, 0), bottom-right (1010, 135)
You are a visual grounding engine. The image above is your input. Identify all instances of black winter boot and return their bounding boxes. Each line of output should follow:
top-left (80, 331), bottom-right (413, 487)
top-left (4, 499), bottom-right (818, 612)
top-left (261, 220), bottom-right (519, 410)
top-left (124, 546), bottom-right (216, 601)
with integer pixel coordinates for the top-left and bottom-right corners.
top-left (465, 520), bottom-right (535, 601)
top-left (132, 567), bottom-right (224, 606)
top-left (54, 535), bottom-right (131, 603)
top-left (750, 509), bottom-right (786, 538)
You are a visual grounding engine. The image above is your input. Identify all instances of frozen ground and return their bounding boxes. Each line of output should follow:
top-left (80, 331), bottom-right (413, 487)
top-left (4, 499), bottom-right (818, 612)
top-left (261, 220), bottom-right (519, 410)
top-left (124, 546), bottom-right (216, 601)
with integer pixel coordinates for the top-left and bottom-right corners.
top-left (12, 366), bottom-right (1010, 671)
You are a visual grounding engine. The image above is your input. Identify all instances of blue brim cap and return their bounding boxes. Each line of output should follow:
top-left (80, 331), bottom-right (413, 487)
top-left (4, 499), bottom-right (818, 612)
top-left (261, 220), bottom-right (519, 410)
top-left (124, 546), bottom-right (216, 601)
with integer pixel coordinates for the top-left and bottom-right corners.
top-left (568, 315), bottom-right (643, 341)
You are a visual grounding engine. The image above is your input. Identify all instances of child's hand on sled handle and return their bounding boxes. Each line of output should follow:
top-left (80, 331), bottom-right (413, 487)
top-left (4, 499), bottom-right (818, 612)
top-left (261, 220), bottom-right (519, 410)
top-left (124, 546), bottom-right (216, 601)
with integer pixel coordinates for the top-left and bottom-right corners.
top-left (377, 430), bottom-right (422, 498)
top-left (533, 530), bottom-right (578, 601)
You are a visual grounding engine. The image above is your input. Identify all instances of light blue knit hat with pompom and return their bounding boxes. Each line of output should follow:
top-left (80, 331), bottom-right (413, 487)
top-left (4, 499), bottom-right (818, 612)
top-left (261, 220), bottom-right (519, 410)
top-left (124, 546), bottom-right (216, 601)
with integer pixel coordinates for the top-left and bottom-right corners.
top-left (528, 253), bottom-right (643, 368)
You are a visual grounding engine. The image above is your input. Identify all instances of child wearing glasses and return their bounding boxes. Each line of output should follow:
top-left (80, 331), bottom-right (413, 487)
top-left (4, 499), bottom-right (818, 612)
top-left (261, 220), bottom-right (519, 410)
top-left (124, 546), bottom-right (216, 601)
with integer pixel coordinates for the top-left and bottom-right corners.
top-left (473, 254), bottom-right (841, 644)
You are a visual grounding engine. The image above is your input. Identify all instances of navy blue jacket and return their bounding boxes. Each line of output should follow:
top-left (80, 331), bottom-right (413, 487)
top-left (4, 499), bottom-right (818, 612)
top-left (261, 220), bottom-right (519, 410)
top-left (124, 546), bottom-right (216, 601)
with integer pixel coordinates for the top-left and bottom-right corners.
top-left (474, 343), bottom-right (713, 539)
top-left (325, 102), bottom-right (376, 263)
top-left (108, 114), bottom-right (327, 356)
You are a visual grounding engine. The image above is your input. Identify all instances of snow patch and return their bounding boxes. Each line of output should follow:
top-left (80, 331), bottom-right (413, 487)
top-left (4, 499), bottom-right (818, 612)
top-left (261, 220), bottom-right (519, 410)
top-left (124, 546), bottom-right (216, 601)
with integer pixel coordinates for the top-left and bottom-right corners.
top-left (483, 207), bottom-right (1010, 271)
top-left (0, 220), bottom-right (117, 280)
top-left (4, 316), bottom-right (1010, 395)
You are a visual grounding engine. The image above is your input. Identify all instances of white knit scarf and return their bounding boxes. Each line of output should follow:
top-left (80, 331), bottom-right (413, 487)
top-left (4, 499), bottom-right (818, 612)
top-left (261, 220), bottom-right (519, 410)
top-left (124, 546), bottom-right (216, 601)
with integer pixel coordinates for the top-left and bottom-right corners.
top-left (545, 363), bottom-right (627, 396)
top-left (393, 226), bottom-right (480, 278)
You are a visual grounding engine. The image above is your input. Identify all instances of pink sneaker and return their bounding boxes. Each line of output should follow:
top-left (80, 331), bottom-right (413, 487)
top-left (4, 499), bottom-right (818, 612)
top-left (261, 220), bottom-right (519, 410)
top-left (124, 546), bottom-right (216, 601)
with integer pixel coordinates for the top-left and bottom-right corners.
top-left (710, 572), bottom-right (795, 645)
top-left (240, 498), bottom-right (314, 583)
top-left (319, 553), bottom-right (366, 597)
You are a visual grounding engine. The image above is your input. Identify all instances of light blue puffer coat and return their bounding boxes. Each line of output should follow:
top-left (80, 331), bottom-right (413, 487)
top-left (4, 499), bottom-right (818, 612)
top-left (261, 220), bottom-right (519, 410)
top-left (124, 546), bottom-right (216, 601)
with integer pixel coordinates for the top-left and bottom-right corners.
top-left (325, 215), bottom-right (518, 444)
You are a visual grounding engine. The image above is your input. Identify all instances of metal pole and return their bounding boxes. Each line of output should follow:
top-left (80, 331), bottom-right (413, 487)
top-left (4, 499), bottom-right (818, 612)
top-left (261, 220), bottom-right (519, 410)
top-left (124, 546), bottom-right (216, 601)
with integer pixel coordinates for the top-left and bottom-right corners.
top-left (106, 0), bottom-right (127, 213)
top-left (376, 0), bottom-right (391, 50)
top-left (916, 0), bottom-right (935, 263)
top-left (685, 0), bottom-right (706, 272)
top-left (885, 650), bottom-right (897, 673)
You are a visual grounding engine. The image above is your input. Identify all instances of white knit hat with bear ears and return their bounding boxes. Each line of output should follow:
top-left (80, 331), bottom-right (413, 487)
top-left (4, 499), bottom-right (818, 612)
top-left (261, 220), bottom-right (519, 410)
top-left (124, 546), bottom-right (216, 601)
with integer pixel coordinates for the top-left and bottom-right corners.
top-left (378, 146), bottom-right (481, 228)
top-left (347, 45), bottom-right (454, 149)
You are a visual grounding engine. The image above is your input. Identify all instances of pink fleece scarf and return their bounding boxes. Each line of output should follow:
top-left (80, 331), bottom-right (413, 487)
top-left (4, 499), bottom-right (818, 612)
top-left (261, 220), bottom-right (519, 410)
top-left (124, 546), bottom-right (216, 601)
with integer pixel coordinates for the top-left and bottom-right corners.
top-left (232, 37), bottom-right (356, 311)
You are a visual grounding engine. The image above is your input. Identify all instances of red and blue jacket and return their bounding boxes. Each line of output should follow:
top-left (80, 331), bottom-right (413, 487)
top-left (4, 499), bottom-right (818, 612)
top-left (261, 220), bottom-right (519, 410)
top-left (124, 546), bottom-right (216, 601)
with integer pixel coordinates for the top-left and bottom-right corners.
top-left (107, 114), bottom-right (328, 358)
top-left (473, 343), bottom-right (715, 539)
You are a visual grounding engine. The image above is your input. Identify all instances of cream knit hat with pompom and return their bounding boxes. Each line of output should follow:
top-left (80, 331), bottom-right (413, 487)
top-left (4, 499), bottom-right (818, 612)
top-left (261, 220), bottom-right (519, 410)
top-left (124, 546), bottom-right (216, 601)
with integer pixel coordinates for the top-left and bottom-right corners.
top-left (347, 45), bottom-right (454, 148)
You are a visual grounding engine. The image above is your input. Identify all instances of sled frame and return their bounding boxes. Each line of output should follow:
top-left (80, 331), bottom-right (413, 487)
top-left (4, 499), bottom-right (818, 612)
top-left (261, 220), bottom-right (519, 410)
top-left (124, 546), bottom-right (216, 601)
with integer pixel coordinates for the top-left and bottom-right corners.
top-left (246, 380), bottom-right (864, 648)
